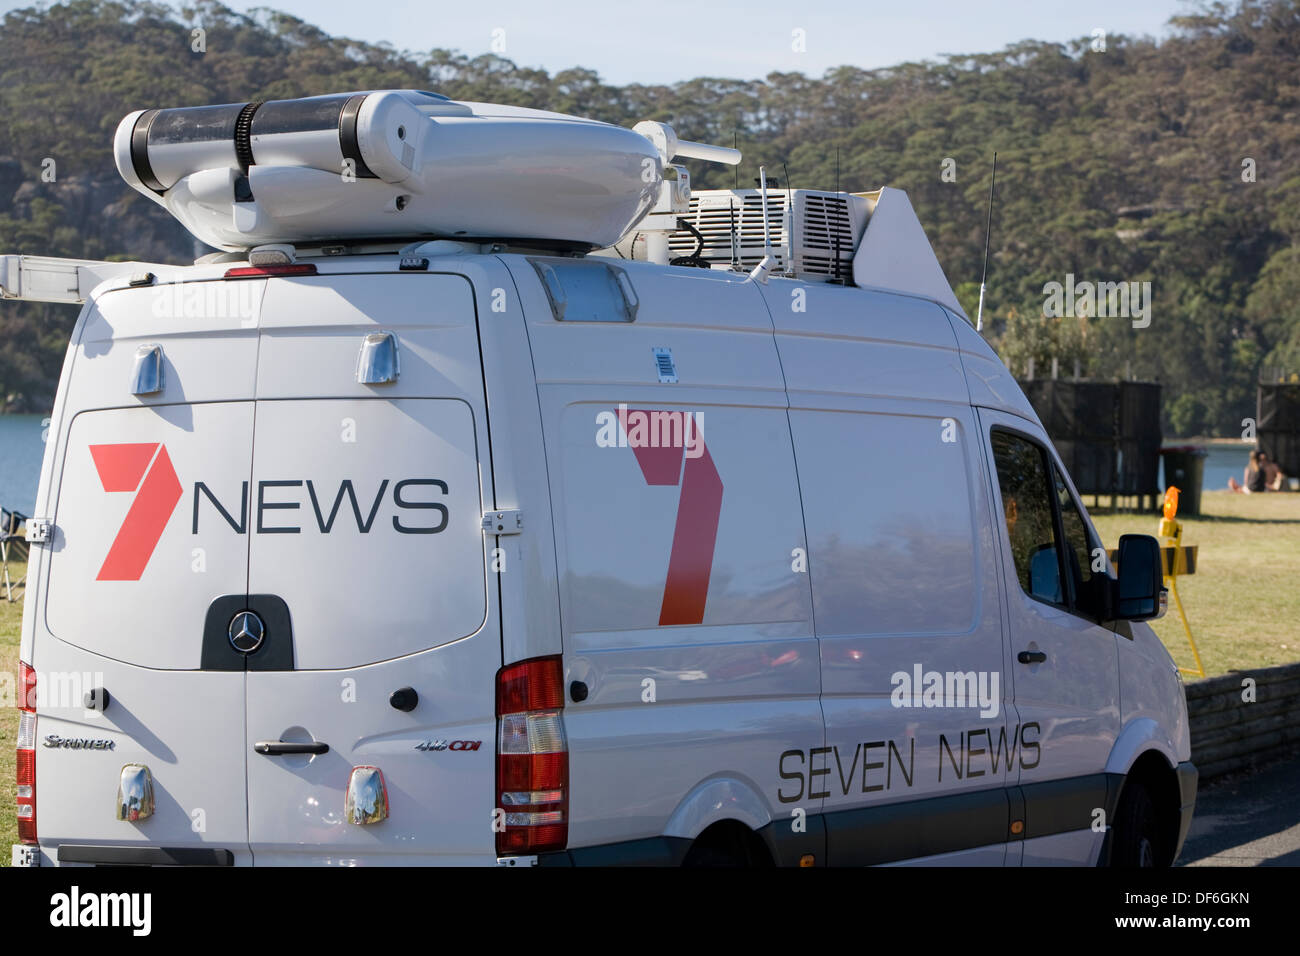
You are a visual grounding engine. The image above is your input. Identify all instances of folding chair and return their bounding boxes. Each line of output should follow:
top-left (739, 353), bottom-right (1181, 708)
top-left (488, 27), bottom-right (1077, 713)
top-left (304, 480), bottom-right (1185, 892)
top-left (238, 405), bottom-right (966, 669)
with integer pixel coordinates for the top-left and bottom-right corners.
top-left (1, 507), bottom-right (30, 602)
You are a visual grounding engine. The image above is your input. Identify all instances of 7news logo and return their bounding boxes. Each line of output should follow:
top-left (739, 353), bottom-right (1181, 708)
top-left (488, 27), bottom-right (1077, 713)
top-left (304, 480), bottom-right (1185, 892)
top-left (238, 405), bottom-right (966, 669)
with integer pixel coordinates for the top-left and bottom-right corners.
top-left (88, 442), bottom-right (450, 582)
top-left (89, 443), bottom-right (181, 582)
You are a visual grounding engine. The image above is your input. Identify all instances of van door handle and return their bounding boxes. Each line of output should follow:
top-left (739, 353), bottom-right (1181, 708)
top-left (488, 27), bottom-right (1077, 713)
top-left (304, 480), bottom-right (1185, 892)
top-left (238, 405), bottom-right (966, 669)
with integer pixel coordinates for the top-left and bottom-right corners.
top-left (254, 741), bottom-right (329, 756)
top-left (1017, 650), bottom-right (1047, 665)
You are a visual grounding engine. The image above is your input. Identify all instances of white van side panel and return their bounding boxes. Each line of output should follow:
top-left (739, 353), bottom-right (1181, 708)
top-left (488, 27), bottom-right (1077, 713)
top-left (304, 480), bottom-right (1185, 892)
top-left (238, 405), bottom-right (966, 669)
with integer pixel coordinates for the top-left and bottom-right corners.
top-left (762, 281), bottom-right (968, 406)
top-left (944, 310), bottom-right (1038, 421)
top-left (1111, 620), bottom-right (1189, 771)
top-left (509, 258), bottom-right (824, 855)
top-left (879, 842), bottom-right (1010, 866)
top-left (1105, 717), bottom-right (1181, 777)
top-left (769, 284), bottom-right (1012, 865)
top-left (786, 404), bottom-right (1012, 865)
top-left (519, 259), bottom-right (790, 390)
top-left (1020, 828), bottom-right (1105, 866)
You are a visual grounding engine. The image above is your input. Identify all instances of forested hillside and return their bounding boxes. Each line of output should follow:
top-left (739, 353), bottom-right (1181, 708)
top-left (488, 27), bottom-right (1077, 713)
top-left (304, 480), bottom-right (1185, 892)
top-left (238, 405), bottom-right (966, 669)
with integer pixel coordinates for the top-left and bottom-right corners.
top-left (2, 0), bottom-right (1298, 435)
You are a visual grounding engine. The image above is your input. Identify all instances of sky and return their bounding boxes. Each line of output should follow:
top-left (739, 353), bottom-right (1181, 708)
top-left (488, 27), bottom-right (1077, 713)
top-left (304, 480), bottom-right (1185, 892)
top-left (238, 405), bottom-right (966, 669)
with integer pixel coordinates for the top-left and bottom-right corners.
top-left (1, 0), bottom-right (1190, 84)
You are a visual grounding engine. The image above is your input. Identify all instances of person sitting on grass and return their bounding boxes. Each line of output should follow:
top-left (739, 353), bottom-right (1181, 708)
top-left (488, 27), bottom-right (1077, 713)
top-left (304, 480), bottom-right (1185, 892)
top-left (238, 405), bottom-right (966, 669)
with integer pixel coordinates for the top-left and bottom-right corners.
top-left (1228, 450), bottom-right (1268, 493)
top-left (1261, 451), bottom-right (1287, 491)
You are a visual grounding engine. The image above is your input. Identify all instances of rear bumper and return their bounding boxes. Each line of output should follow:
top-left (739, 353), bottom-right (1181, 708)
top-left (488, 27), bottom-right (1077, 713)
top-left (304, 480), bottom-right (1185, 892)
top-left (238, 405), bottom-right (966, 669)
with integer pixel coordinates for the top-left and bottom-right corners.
top-left (1173, 760), bottom-right (1198, 862)
top-left (56, 844), bottom-right (235, 866)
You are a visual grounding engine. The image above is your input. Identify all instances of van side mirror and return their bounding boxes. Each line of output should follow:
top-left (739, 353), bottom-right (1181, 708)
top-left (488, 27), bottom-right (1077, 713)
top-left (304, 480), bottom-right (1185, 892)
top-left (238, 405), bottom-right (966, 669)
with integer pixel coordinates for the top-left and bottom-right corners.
top-left (1115, 534), bottom-right (1165, 620)
top-left (1028, 544), bottom-right (1062, 603)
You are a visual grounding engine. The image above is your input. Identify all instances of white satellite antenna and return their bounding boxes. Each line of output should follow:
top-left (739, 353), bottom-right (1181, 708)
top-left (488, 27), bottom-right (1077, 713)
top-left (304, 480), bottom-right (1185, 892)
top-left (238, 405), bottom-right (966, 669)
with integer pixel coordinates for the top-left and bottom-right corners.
top-left (94, 89), bottom-right (968, 317)
top-left (114, 91), bottom-right (742, 255)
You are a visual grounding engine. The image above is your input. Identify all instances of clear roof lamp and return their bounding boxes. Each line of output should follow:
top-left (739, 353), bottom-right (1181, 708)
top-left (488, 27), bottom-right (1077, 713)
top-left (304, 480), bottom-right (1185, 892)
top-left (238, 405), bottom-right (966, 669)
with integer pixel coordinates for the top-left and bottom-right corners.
top-left (130, 344), bottom-right (165, 396)
top-left (357, 331), bottom-right (400, 385)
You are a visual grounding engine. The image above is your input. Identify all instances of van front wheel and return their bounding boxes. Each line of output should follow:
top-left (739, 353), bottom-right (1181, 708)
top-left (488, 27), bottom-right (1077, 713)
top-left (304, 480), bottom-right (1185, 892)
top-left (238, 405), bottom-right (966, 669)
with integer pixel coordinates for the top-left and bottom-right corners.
top-left (1111, 779), bottom-right (1163, 867)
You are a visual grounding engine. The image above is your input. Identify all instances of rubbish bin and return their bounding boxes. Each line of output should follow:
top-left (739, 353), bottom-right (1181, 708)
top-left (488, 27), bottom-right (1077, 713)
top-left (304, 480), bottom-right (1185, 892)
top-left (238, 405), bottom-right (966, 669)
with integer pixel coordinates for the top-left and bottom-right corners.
top-left (1160, 445), bottom-right (1208, 515)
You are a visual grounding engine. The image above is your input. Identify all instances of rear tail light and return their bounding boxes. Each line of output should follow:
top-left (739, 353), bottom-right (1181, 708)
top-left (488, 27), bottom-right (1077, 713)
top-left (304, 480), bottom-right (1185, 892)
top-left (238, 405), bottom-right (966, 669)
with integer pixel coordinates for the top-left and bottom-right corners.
top-left (16, 661), bottom-right (37, 844)
top-left (496, 656), bottom-right (567, 855)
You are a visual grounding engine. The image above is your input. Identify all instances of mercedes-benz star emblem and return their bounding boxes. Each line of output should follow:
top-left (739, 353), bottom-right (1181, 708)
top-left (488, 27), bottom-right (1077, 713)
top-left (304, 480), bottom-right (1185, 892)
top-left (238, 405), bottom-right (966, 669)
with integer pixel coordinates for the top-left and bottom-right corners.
top-left (228, 610), bottom-right (266, 653)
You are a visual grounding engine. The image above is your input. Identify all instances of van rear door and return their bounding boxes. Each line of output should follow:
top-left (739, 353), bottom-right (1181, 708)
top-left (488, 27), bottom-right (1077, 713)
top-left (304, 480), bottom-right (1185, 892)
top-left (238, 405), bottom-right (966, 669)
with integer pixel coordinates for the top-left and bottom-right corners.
top-left (243, 273), bottom-right (500, 864)
top-left (36, 281), bottom-right (261, 864)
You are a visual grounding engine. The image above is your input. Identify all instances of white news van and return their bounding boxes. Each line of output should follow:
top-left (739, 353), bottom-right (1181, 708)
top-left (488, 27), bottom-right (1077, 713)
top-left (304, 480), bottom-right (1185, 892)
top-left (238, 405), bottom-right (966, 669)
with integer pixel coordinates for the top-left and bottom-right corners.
top-left (5, 90), bottom-right (1195, 867)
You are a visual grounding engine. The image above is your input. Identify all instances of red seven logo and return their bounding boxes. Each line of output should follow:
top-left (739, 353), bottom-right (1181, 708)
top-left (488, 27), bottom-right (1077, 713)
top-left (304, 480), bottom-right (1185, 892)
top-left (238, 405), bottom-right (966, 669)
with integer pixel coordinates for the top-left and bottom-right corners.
top-left (618, 408), bottom-right (723, 625)
top-left (88, 443), bottom-right (183, 581)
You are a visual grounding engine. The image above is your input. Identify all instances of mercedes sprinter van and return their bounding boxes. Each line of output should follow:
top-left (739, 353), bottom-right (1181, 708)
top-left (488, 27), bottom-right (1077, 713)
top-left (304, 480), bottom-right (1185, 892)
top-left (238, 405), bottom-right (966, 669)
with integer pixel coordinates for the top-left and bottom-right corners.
top-left (5, 90), bottom-right (1195, 867)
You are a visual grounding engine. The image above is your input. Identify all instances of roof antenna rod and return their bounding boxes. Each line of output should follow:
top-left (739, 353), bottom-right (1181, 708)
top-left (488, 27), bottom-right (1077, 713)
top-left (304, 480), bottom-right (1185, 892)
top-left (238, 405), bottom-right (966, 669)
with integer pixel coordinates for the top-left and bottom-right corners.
top-left (783, 160), bottom-right (794, 276)
top-left (976, 151), bottom-right (998, 333)
top-left (730, 199), bottom-right (740, 271)
top-left (744, 165), bottom-right (775, 284)
top-left (734, 131), bottom-right (740, 190)
top-left (759, 165), bottom-right (773, 260)
top-left (731, 130), bottom-right (741, 272)
top-left (833, 146), bottom-right (842, 283)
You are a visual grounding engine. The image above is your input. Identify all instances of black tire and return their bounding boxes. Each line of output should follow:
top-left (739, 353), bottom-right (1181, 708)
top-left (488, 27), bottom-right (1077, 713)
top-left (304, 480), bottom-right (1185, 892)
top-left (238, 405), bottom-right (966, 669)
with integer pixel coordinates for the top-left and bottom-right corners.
top-left (1111, 779), bottom-right (1163, 867)
top-left (682, 843), bottom-right (746, 867)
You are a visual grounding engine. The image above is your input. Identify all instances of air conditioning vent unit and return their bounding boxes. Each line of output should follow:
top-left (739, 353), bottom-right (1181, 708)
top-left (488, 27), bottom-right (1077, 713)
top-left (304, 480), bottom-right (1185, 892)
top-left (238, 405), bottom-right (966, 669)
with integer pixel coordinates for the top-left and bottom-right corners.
top-left (666, 188), bottom-right (870, 281)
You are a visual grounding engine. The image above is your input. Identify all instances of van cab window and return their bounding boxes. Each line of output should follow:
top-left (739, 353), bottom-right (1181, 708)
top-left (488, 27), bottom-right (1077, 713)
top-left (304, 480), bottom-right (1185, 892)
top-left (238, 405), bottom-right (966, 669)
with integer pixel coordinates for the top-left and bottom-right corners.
top-left (991, 429), bottom-right (1110, 621)
top-left (990, 430), bottom-right (1062, 604)
top-left (1053, 463), bottom-right (1106, 618)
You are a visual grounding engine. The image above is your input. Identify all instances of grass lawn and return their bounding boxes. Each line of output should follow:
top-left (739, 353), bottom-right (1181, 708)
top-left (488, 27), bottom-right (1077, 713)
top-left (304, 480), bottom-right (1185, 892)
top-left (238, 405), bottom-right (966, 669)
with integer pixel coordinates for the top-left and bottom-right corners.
top-left (1090, 490), bottom-right (1300, 676)
top-left (1, 562), bottom-right (24, 861)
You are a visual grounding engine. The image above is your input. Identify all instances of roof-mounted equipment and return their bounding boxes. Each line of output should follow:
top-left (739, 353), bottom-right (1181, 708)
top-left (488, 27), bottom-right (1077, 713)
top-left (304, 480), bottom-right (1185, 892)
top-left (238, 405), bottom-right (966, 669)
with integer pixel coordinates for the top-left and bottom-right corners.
top-left (114, 91), bottom-right (666, 252)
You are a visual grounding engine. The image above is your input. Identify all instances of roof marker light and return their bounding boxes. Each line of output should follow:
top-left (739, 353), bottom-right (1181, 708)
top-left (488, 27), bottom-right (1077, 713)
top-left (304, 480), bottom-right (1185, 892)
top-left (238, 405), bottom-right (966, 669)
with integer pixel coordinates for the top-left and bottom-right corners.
top-left (248, 244), bottom-right (297, 266)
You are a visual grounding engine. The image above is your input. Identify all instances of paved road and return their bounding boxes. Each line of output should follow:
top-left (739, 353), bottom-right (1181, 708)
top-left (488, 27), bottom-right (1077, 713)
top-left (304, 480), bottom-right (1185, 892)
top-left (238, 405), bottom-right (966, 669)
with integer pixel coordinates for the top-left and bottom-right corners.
top-left (1177, 752), bottom-right (1300, 866)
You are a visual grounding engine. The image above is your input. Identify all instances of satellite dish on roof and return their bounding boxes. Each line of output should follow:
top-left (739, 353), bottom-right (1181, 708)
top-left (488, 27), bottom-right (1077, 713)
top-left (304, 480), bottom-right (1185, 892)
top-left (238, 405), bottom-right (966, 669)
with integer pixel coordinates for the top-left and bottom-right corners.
top-left (109, 91), bottom-right (964, 316)
top-left (114, 91), bottom-right (680, 252)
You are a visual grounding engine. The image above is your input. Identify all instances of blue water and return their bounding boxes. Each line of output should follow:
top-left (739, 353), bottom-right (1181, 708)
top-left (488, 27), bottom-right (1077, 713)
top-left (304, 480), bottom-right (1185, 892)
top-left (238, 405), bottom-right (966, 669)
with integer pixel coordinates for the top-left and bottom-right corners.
top-left (0, 414), bottom-right (48, 516)
top-left (1160, 443), bottom-right (1257, 495)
